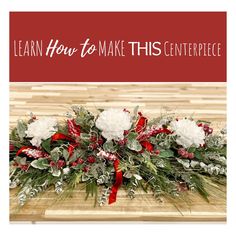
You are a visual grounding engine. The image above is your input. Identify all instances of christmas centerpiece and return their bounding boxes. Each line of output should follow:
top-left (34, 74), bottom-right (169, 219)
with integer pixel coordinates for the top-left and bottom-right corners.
top-left (9, 106), bottom-right (227, 207)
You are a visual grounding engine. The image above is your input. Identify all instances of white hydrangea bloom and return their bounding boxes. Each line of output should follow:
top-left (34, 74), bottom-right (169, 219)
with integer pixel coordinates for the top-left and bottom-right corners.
top-left (170, 119), bottom-right (205, 148)
top-left (95, 109), bottom-right (132, 141)
top-left (25, 118), bottom-right (58, 147)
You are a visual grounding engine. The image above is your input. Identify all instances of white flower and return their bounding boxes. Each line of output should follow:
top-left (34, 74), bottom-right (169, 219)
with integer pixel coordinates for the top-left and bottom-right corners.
top-left (95, 109), bottom-right (132, 141)
top-left (170, 119), bottom-right (205, 148)
top-left (25, 117), bottom-right (58, 147)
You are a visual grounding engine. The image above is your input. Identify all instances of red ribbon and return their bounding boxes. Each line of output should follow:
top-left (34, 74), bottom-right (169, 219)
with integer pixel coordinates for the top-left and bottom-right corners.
top-left (135, 112), bottom-right (148, 133)
top-left (16, 146), bottom-right (49, 158)
top-left (156, 128), bottom-right (172, 135)
top-left (16, 146), bottom-right (35, 157)
top-left (51, 133), bottom-right (75, 142)
top-left (140, 141), bottom-right (154, 152)
top-left (109, 159), bottom-right (123, 204)
top-left (68, 143), bottom-right (79, 157)
top-left (67, 119), bottom-right (81, 137)
top-left (51, 133), bottom-right (80, 158)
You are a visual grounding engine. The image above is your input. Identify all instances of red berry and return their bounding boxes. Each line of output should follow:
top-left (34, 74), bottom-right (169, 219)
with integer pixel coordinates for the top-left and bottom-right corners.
top-left (89, 143), bottom-right (98, 150)
top-left (155, 149), bottom-right (160, 155)
top-left (188, 153), bottom-right (194, 159)
top-left (208, 128), bottom-right (213, 134)
top-left (183, 152), bottom-right (189, 158)
top-left (90, 136), bottom-right (97, 142)
top-left (77, 158), bottom-right (84, 164)
top-left (98, 138), bottom-right (103, 145)
top-left (123, 108), bottom-right (130, 113)
top-left (71, 162), bottom-right (78, 167)
top-left (124, 130), bottom-right (129, 135)
top-left (87, 156), bottom-right (96, 163)
top-left (118, 138), bottom-right (127, 146)
top-left (50, 161), bottom-right (56, 167)
top-left (9, 143), bottom-right (15, 152)
top-left (21, 165), bottom-right (28, 171)
top-left (57, 160), bottom-right (65, 169)
top-left (178, 148), bottom-right (186, 156)
top-left (83, 166), bottom-right (89, 172)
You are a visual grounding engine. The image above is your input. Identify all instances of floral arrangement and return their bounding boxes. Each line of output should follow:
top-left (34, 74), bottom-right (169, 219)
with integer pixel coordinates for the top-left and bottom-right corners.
top-left (9, 106), bottom-right (227, 207)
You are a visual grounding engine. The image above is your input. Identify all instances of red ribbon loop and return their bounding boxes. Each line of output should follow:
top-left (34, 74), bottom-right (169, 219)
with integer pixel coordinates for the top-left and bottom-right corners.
top-left (16, 146), bottom-right (49, 158)
top-left (109, 159), bottom-right (123, 204)
top-left (51, 133), bottom-right (75, 142)
top-left (135, 112), bottom-right (148, 133)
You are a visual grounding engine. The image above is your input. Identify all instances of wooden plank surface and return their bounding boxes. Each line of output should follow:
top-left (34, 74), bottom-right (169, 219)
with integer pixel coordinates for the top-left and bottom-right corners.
top-left (9, 83), bottom-right (226, 129)
top-left (9, 82), bottom-right (226, 222)
top-left (10, 187), bottom-right (226, 222)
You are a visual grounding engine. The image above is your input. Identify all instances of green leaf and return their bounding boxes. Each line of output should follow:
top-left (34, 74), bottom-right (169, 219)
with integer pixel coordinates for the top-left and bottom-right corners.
top-left (85, 180), bottom-right (98, 207)
top-left (145, 161), bottom-right (157, 174)
top-left (141, 150), bottom-right (150, 159)
top-left (16, 120), bottom-right (27, 141)
top-left (126, 132), bottom-right (142, 152)
top-left (155, 158), bottom-right (171, 169)
top-left (197, 120), bottom-right (211, 125)
top-left (194, 150), bottom-right (204, 161)
top-left (75, 117), bottom-right (84, 126)
top-left (188, 147), bottom-right (196, 153)
top-left (127, 132), bottom-right (138, 140)
top-left (190, 174), bottom-right (209, 202)
top-left (127, 139), bottom-right (142, 152)
top-left (15, 156), bottom-right (27, 165)
top-left (41, 138), bottom-right (51, 153)
top-left (68, 151), bottom-right (78, 163)
top-left (63, 149), bottom-right (69, 161)
top-left (80, 133), bottom-right (90, 141)
top-left (103, 140), bottom-right (117, 153)
top-left (31, 158), bottom-right (49, 170)
top-left (50, 147), bottom-right (60, 162)
top-left (149, 137), bottom-right (157, 144)
top-left (158, 149), bottom-right (174, 158)
top-left (51, 168), bottom-right (61, 177)
top-left (123, 171), bottom-right (133, 178)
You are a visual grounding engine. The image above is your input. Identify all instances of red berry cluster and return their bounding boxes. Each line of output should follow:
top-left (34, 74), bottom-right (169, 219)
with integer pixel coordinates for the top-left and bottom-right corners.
top-left (50, 160), bottom-right (66, 169)
top-left (13, 161), bottom-right (29, 171)
top-left (20, 165), bottom-right (29, 171)
top-left (123, 130), bottom-right (129, 135)
top-left (118, 138), bottom-right (128, 146)
top-left (9, 143), bottom-right (15, 152)
top-left (71, 158), bottom-right (84, 167)
top-left (87, 155), bottom-right (96, 163)
top-left (89, 135), bottom-right (103, 150)
top-left (83, 166), bottom-right (90, 172)
top-left (178, 148), bottom-right (194, 159)
top-left (198, 123), bottom-right (213, 135)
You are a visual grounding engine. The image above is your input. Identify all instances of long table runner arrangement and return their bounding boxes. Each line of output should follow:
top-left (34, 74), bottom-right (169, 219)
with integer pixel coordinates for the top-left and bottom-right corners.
top-left (9, 106), bottom-right (226, 208)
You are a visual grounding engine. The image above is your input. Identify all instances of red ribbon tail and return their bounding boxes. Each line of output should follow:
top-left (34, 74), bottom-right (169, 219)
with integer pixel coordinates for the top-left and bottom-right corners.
top-left (109, 159), bottom-right (123, 204)
top-left (68, 143), bottom-right (79, 157)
